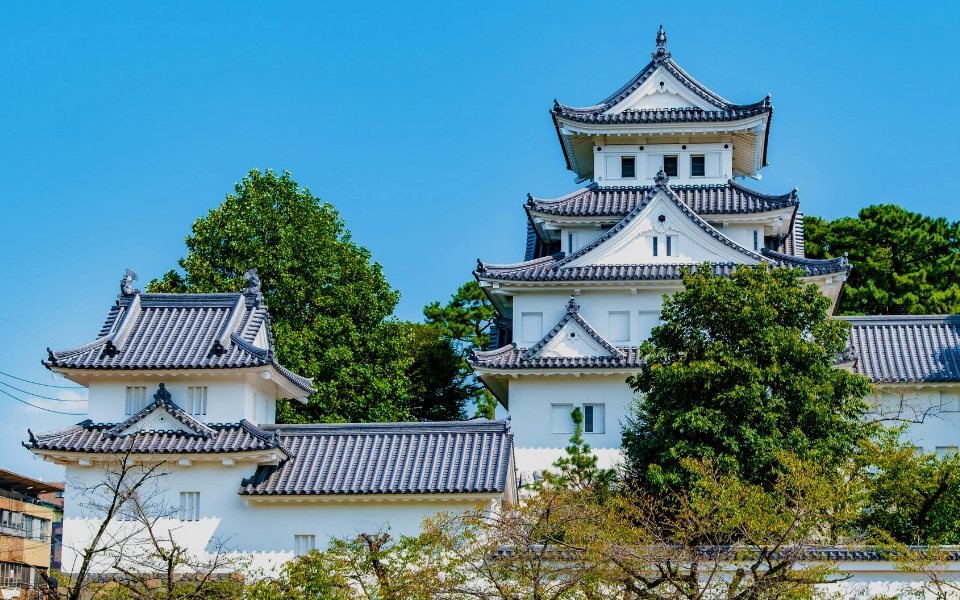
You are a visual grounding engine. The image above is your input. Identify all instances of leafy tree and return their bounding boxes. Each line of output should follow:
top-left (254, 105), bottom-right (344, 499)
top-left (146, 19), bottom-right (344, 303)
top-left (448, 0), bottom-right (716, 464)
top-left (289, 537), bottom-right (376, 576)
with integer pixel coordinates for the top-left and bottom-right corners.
top-left (622, 264), bottom-right (874, 491)
top-left (805, 205), bottom-right (960, 315)
top-left (538, 407), bottom-right (617, 498)
top-left (404, 324), bottom-right (470, 422)
top-left (424, 281), bottom-right (499, 419)
top-left (147, 168), bottom-right (412, 424)
top-left (853, 427), bottom-right (960, 545)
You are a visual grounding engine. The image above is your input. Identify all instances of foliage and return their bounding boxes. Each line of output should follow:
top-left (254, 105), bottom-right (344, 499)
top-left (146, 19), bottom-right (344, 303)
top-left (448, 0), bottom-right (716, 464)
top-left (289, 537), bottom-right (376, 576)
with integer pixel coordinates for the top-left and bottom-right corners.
top-left (147, 168), bottom-right (414, 424)
top-left (852, 427), bottom-right (960, 545)
top-left (537, 407), bottom-right (618, 499)
top-left (424, 281), bottom-right (499, 419)
top-left (805, 205), bottom-right (960, 315)
top-left (622, 264), bottom-right (874, 491)
top-left (404, 323), bottom-right (470, 421)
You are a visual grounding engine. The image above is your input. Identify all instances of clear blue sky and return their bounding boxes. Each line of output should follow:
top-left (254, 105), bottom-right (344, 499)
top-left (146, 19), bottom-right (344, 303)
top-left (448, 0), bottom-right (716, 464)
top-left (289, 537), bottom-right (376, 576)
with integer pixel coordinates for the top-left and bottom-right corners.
top-left (2, 1), bottom-right (958, 480)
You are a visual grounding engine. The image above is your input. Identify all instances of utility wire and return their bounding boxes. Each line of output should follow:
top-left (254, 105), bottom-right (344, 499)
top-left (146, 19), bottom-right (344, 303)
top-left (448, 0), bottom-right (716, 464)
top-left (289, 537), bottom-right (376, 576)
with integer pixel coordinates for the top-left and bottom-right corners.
top-left (0, 387), bottom-right (86, 416)
top-left (0, 380), bottom-right (87, 402)
top-left (0, 315), bottom-right (60, 347)
top-left (0, 369), bottom-right (85, 389)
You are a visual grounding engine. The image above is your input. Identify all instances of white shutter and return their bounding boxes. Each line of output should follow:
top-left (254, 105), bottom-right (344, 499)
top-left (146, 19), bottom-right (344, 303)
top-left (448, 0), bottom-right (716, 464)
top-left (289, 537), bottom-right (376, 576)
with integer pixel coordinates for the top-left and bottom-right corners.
top-left (551, 404), bottom-right (575, 434)
top-left (646, 154), bottom-right (664, 179)
top-left (704, 152), bottom-right (721, 177)
top-left (638, 311), bottom-right (662, 341)
top-left (521, 313), bottom-right (543, 344)
top-left (608, 312), bottom-right (630, 343)
top-left (941, 391), bottom-right (960, 412)
top-left (605, 155), bottom-right (621, 179)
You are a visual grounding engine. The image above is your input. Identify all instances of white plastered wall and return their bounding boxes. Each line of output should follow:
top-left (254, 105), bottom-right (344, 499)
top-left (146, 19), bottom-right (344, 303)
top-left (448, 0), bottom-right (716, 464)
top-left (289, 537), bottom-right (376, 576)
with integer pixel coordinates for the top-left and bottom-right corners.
top-left (60, 462), bottom-right (493, 575)
top-left (85, 373), bottom-right (279, 426)
top-left (509, 375), bottom-right (633, 473)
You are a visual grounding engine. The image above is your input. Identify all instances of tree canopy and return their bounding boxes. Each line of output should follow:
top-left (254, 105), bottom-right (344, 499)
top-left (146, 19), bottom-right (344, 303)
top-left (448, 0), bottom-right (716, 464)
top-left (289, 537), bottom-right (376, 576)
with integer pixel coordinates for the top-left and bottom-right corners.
top-left (622, 264), bottom-right (874, 491)
top-left (423, 281), bottom-right (499, 419)
top-left (148, 168), bottom-right (461, 424)
top-left (805, 204), bottom-right (960, 315)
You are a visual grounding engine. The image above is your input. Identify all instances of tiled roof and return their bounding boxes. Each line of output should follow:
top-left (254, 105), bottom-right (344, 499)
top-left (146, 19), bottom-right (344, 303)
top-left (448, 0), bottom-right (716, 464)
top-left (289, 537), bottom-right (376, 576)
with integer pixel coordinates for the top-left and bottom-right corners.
top-left (553, 106), bottom-right (770, 125)
top-left (478, 183), bottom-right (846, 283)
top-left (24, 420), bottom-right (282, 455)
top-left (526, 181), bottom-right (798, 218)
top-left (239, 420), bottom-right (514, 496)
top-left (43, 273), bottom-right (314, 395)
top-left (844, 315), bottom-right (960, 383)
top-left (470, 344), bottom-right (642, 371)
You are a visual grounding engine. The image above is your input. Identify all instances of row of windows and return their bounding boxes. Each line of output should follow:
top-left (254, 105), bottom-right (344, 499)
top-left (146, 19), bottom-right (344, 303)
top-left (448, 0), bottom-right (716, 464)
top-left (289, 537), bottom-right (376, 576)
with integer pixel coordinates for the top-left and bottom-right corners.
top-left (614, 154), bottom-right (717, 179)
top-left (0, 561), bottom-right (37, 589)
top-left (552, 404), bottom-right (605, 434)
top-left (520, 311), bottom-right (662, 344)
top-left (651, 235), bottom-right (678, 257)
top-left (0, 510), bottom-right (48, 541)
top-left (124, 386), bottom-right (208, 416)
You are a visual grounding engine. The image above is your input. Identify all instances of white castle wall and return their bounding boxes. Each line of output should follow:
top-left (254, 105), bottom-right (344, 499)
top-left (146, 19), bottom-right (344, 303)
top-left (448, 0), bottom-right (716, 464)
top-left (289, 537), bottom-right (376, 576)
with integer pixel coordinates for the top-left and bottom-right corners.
top-left (60, 462), bottom-right (491, 575)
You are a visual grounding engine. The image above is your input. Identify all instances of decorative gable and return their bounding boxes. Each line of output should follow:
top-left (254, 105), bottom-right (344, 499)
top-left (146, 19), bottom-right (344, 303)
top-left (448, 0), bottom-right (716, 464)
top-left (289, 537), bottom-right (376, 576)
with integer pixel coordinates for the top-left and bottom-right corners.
top-left (561, 175), bottom-right (764, 269)
top-left (524, 297), bottom-right (623, 360)
top-left (606, 65), bottom-right (721, 113)
top-left (107, 384), bottom-right (216, 438)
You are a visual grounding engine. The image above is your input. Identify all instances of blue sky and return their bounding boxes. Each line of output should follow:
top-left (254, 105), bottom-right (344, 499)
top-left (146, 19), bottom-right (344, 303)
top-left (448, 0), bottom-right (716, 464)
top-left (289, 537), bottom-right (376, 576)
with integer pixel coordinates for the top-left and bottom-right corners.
top-left (2, 1), bottom-right (958, 480)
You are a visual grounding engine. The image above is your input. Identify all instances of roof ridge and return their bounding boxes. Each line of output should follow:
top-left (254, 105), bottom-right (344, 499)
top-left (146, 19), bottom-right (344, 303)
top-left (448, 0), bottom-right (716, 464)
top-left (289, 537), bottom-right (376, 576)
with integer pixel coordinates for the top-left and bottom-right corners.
top-left (477, 254), bottom-right (561, 273)
top-left (260, 419), bottom-right (511, 435)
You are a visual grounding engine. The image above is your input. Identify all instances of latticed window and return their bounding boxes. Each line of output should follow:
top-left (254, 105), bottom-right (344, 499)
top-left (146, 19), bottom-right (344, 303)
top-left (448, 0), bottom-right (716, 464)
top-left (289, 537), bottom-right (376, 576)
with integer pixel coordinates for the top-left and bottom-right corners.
top-left (294, 535), bottom-right (315, 556)
top-left (663, 155), bottom-right (678, 177)
top-left (691, 155), bottom-right (705, 177)
top-left (187, 386), bottom-right (207, 416)
top-left (125, 386), bottom-right (148, 415)
top-left (621, 156), bottom-right (636, 178)
top-left (180, 492), bottom-right (200, 521)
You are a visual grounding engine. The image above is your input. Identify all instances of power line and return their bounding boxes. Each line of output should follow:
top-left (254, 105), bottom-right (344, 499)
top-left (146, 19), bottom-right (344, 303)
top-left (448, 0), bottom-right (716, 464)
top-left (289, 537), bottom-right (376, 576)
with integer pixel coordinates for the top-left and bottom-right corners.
top-left (0, 387), bottom-right (86, 416)
top-left (0, 315), bottom-right (60, 347)
top-left (0, 380), bottom-right (87, 402)
top-left (0, 369), bottom-right (84, 389)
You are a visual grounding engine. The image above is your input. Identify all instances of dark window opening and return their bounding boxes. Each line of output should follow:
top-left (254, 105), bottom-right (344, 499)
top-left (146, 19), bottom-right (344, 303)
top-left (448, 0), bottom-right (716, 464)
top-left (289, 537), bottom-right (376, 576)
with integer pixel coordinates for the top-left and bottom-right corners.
top-left (663, 155), bottom-right (678, 177)
top-left (652, 237), bottom-right (658, 257)
top-left (621, 156), bottom-right (636, 178)
top-left (584, 405), bottom-right (594, 433)
top-left (666, 236), bottom-right (673, 257)
top-left (691, 155), bottom-right (705, 177)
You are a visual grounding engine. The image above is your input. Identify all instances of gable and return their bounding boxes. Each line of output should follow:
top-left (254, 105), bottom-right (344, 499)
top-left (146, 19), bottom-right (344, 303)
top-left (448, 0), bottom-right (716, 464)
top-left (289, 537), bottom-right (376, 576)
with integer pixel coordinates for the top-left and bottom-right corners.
top-left (563, 189), bottom-right (762, 268)
top-left (531, 318), bottom-right (617, 359)
top-left (116, 407), bottom-right (197, 436)
top-left (253, 323), bottom-right (269, 350)
top-left (605, 66), bottom-right (721, 113)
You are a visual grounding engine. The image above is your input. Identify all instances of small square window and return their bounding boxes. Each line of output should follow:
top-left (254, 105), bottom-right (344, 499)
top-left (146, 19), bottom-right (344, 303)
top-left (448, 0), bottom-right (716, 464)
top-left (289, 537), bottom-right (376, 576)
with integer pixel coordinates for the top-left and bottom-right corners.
top-left (583, 404), bottom-right (605, 434)
top-left (663, 156), bottom-right (678, 177)
top-left (691, 155), bottom-right (705, 177)
top-left (187, 386), bottom-right (207, 416)
top-left (521, 313), bottom-right (544, 344)
top-left (294, 534), bottom-right (316, 556)
top-left (621, 156), bottom-right (636, 178)
top-left (937, 446), bottom-right (958, 457)
top-left (551, 404), bottom-right (575, 434)
top-left (180, 492), bottom-right (200, 522)
top-left (608, 312), bottom-right (630, 343)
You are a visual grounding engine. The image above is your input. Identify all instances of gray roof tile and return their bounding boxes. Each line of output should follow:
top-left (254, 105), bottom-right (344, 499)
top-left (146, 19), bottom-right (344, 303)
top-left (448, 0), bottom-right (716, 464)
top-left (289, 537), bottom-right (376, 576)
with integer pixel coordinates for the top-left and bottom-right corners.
top-left (527, 181), bottom-right (798, 218)
top-left (844, 315), bottom-right (960, 383)
top-left (24, 420), bottom-right (281, 454)
top-left (240, 420), bottom-right (514, 496)
top-left (44, 276), bottom-right (314, 395)
top-left (522, 296), bottom-right (624, 361)
top-left (470, 344), bottom-right (642, 370)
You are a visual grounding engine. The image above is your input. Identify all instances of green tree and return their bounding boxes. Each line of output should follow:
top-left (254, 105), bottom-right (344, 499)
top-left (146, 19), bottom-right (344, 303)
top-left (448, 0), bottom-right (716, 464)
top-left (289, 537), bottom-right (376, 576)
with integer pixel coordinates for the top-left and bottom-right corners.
top-left (853, 427), bottom-right (960, 545)
top-left (805, 205), bottom-right (960, 315)
top-left (147, 168), bottom-right (412, 424)
top-left (404, 324), bottom-right (470, 422)
top-left (622, 264), bottom-right (874, 491)
top-left (424, 281), bottom-right (499, 419)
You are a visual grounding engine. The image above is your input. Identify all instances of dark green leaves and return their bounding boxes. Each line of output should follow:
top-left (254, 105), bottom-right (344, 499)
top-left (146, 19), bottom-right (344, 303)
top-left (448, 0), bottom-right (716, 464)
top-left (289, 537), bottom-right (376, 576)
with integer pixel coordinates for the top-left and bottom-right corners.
top-left (806, 205), bottom-right (960, 315)
top-left (623, 264), bottom-right (874, 490)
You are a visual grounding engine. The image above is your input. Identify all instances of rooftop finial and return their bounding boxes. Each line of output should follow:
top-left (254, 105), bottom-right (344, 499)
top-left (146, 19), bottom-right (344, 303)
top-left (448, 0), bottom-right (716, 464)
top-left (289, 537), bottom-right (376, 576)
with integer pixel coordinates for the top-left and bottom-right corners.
top-left (654, 166), bottom-right (669, 186)
top-left (120, 269), bottom-right (139, 297)
top-left (243, 268), bottom-right (264, 306)
top-left (566, 295), bottom-right (580, 314)
top-left (652, 25), bottom-right (670, 60)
